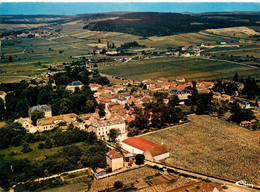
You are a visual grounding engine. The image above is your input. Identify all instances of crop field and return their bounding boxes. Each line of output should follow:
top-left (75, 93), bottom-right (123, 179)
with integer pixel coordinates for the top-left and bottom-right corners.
top-left (140, 115), bottom-right (260, 184)
top-left (99, 56), bottom-right (259, 81)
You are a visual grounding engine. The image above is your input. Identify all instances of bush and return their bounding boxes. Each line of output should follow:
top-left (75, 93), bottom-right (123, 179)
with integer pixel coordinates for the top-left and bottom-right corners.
top-left (21, 143), bottom-right (33, 153)
top-left (44, 138), bottom-right (53, 148)
top-left (135, 154), bottom-right (145, 165)
top-left (38, 143), bottom-right (45, 149)
top-left (114, 181), bottom-right (123, 189)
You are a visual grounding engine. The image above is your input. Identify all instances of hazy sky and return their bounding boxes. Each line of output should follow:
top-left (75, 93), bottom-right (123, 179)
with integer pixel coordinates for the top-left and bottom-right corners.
top-left (1, 2), bottom-right (260, 15)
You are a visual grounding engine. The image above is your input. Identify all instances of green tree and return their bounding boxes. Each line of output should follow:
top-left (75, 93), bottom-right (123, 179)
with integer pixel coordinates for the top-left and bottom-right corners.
top-left (233, 72), bottom-right (239, 82)
top-left (31, 110), bottom-right (44, 126)
top-left (135, 154), bottom-right (145, 165)
top-left (8, 56), bottom-right (13, 62)
top-left (98, 103), bottom-right (106, 117)
top-left (59, 98), bottom-right (71, 114)
top-left (44, 138), bottom-right (53, 148)
top-left (108, 128), bottom-right (119, 142)
top-left (114, 181), bottom-right (123, 189)
top-left (21, 143), bottom-right (32, 153)
top-left (38, 143), bottom-right (45, 149)
top-left (0, 98), bottom-right (4, 120)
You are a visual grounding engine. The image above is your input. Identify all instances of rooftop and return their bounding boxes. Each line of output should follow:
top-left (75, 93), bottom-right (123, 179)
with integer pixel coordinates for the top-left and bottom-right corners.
top-left (30, 104), bottom-right (51, 113)
top-left (107, 149), bottom-right (124, 159)
top-left (68, 81), bottom-right (83, 86)
top-left (122, 137), bottom-right (159, 152)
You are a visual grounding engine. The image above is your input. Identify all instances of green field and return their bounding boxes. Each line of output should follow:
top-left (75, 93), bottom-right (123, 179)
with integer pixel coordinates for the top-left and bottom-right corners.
top-left (99, 56), bottom-right (259, 81)
top-left (0, 141), bottom-right (84, 161)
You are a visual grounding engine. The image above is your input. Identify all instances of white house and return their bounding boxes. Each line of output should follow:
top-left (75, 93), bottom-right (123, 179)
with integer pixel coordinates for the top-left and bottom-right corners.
top-left (0, 91), bottom-right (7, 103)
top-left (29, 104), bottom-right (52, 117)
top-left (91, 114), bottom-right (126, 139)
top-left (121, 137), bottom-right (170, 161)
top-left (66, 81), bottom-right (84, 92)
top-left (14, 117), bottom-right (37, 133)
top-left (106, 149), bottom-right (124, 171)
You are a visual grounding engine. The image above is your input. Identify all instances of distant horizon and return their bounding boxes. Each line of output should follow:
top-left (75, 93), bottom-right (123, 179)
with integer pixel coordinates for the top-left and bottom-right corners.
top-left (1, 2), bottom-right (260, 15)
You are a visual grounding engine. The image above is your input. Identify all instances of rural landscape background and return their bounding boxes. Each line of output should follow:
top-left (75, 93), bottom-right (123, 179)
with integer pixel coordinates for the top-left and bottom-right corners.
top-left (0, 1), bottom-right (259, 192)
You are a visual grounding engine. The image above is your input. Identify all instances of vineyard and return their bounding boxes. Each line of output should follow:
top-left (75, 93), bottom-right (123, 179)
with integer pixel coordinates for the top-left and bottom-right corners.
top-left (141, 115), bottom-right (260, 184)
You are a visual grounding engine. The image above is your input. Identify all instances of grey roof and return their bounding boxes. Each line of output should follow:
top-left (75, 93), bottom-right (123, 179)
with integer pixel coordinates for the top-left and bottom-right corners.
top-left (171, 89), bottom-right (191, 94)
top-left (68, 81), bottom-right (83, 86)
top-left (31, 104), bottom-right (51, 112)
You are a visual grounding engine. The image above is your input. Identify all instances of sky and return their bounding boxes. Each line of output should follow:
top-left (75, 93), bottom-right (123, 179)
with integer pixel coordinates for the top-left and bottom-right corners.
top-left (0, 2), bottom-right (260, 15)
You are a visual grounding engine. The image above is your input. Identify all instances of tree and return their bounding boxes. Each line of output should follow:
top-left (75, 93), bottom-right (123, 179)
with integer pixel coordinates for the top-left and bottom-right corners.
top-left (31, 110), bottom-right (44, 126)
top-left (233, 72), bottom-right (239, 82)
top-left (44, 138), bottom-right (53, 148)
top-left (0, 98), bottom-right (4, 120)
top-left (108, 128), bottom-right (119, 142)
top-left (135, 154), bottom-right (145, 165)
top-left (21, 143), bottom-right (32, 153)
top-left (38, 143), bottom-right (45, 149)
top-left (114, 181), bottom-right (123, 189)
top-left (8, 56), bottom-right (13, 62)
top-left (98, 103), bottom-right (105, 117)
top-left (191, 81), bottom-right (199, 104)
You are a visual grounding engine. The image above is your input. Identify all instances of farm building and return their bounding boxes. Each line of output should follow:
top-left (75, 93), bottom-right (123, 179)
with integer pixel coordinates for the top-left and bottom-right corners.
top-left (121, 137), bottom-right (169, 161)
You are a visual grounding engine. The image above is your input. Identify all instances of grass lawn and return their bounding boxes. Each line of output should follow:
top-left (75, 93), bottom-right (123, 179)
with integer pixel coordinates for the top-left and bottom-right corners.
top-left (0, 142), bottom-right (85, 161)
top-left (140, 115), bottom-right (260, 184)
top-left (99, 56), bottom-right (259, 82)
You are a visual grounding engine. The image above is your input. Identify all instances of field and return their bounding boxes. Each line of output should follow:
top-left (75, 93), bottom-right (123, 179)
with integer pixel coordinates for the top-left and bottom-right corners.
top-left (1, 20), bottom-right (259, 83)
top-left (89, 166), bottom-right (199, 192)
top-left (140, 115), bottom-right (260, 184)
top-left (0, 141), bottom-right (84, 161)
top-left (41, 170), bottom-right (93, 192)
top-left (99, 56), bottom-right (259, 81)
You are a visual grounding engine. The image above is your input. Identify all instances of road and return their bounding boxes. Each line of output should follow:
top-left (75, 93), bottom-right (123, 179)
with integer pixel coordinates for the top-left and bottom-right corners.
top-left (145, 161), bottom-right (259, 191)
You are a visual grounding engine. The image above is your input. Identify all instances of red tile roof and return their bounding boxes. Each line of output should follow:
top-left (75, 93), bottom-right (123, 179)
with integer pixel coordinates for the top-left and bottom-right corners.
top-left (122, 137), bottom-right (159, 152)
top-left (107, 149), bottom-right (123, 159)
top-left (99, 97), bottom-right (111, 103)
top-left (198, 182), bottom-right (223, 192)
top-left (149, 144), bottom-right (169, 156)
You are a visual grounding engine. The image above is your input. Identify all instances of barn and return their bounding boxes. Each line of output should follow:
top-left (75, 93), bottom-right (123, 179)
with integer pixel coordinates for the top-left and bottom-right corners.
top-left (121, 137), bottom-right (169, 161)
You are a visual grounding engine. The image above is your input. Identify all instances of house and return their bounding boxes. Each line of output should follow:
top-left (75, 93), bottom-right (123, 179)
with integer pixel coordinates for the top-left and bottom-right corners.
top-left (114, 85), bottom-right (124, 93)
top-left (29, 104), bottom-right (52, 118)
top-left (240, 121), bottom-right (250, 127)
top-left (91, 114), bottom-right (126, 139)
top-left (66, 81), bottom-right (84, 92)
top-left (240, 101), bottom-right (251, 109)
top-left (14, 117), bottom-right (37, 133)
top-left (198, 181), bottom-right (223, 192)
top-left (176, 77), bottom-right (185, 83)
top-left (106, 149), bottom-right (124, 171)
top-left (170, 89), bottom-right (191, 101)
top-left (144, 144), bottom-right (170, 161)
top-left (37, 113), bottom-right (77, 132)
top-left (95, 168), bottom-right (106, 177)
top-left (89, 83), bottom-right (102, 92)
top-left (121, 137), bottom-right (170, 161)
top-left (0, 91), bottom-right (7, 103)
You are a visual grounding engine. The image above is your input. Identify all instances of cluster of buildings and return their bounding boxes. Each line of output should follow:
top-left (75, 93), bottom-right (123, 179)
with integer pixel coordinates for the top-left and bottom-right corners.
top-left (0, 30), bottom-right (61, 41)
top-left (12, 78), bottom-right (217, 136)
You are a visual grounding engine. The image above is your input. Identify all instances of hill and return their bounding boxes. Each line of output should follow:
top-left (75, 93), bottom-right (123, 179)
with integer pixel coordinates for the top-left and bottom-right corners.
top-left (83, 12), bottom-right (260, 37)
